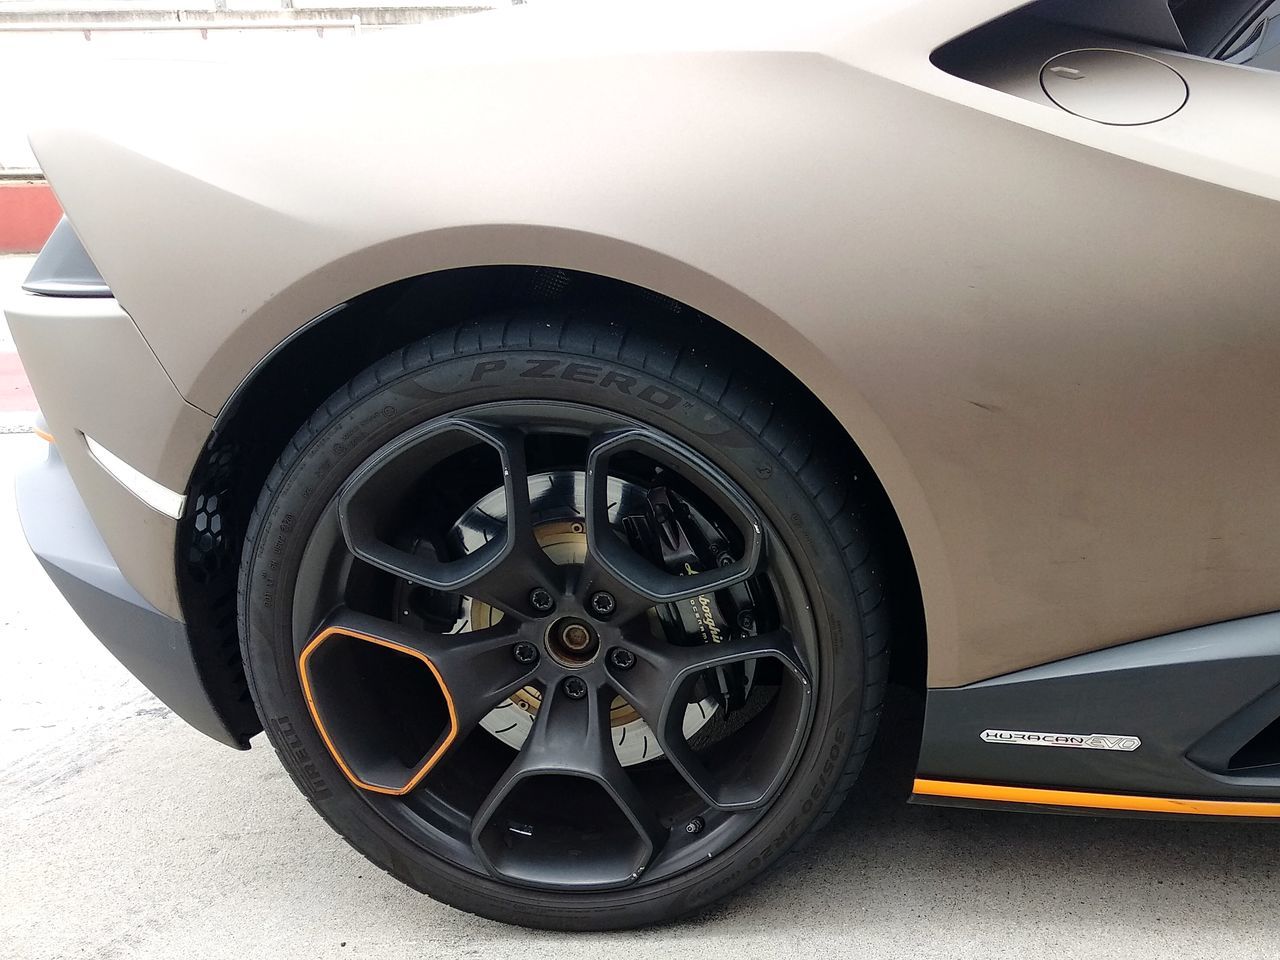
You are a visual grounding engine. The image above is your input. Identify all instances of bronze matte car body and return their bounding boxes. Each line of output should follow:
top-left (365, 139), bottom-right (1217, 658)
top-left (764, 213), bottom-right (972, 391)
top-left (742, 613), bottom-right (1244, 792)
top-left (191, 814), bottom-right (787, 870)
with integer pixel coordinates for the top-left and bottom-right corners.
top-left (8, 0), bottom-right (1280, 929)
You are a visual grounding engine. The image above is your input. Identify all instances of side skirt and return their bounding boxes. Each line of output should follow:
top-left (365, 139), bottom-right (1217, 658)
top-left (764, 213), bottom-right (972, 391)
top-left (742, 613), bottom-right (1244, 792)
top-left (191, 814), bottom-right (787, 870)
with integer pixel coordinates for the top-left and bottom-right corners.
top-left (914, 613), bottom-right (1280, 815)
top-left (911, 779), bottom-right (1280, 821)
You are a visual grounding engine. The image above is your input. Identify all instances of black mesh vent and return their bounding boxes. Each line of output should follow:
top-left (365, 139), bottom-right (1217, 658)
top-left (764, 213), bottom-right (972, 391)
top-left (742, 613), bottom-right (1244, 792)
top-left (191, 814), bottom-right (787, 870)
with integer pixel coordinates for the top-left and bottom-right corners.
top-left (187, 447), bottom-right (234, 578)
top-left (528, 267), bottom-right (572, 302)
top-left (177, 436), bottom-right (260, 744)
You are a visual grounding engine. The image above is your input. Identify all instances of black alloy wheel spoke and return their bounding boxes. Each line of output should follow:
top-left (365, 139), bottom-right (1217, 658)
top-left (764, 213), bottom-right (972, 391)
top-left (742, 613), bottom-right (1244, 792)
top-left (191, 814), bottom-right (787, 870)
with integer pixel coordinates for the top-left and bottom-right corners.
top-left (338, 418), bottom-right (563, 623)
top-left (322, 608), bottom-right (536, 740)
top-left (573, 551), bottom-right (661, 627)
top-left (607, 629), bottom-right (809, 810)
top-left (580, 428), bottom-right (766, 610)
top-left (471, 678), bottom-right (667, 885)
top-left (451, 421), bottom-right (565, 619)
top-left (632, 628), bottom-right (805, 683)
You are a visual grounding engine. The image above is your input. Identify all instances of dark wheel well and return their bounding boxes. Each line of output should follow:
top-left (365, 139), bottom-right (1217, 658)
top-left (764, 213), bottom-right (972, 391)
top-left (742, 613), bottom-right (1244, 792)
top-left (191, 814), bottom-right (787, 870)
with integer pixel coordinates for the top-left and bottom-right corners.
top-left (175, 266), bottom-right (926, 746)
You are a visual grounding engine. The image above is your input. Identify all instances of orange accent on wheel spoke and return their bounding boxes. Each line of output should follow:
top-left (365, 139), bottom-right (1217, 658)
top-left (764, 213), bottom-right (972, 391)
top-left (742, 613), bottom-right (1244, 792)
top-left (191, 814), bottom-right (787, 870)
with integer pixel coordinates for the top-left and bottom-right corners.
top-left (299, 626), bottom-right (459, 796)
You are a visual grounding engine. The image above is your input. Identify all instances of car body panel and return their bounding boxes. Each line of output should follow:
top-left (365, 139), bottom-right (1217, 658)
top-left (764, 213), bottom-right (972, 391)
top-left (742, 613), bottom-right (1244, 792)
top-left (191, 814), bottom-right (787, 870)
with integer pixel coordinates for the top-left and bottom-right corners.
top-left (5, 291), bottom-right (211, 618)
top-left (14, 0), bottom-right (1280, 702)
top-left (16, 443), bottom-right (244, 747)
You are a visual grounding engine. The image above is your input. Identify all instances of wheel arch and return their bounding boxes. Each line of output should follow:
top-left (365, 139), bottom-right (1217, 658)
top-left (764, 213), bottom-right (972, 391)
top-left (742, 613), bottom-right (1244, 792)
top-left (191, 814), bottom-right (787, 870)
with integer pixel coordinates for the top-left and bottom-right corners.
top-left (177, 240), bottom-right (938, 743)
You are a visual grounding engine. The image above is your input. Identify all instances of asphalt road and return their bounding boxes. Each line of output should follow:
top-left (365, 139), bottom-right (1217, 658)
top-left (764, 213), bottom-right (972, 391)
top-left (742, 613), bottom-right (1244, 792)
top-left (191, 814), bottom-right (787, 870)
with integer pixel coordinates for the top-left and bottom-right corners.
top-left (2, 445), bottom-right (1280, 959)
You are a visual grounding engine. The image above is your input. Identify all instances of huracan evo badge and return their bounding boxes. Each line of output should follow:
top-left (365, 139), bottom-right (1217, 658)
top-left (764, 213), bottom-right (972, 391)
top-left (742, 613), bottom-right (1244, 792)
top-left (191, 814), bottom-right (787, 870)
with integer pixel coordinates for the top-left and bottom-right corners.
top-left (980, 729), bottom-right (1141, 751)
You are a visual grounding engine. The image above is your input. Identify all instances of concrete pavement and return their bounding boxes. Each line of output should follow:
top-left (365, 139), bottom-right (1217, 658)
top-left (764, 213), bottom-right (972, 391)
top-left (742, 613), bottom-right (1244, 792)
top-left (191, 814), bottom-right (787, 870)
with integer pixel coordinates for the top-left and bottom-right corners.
top-left (0, 254), bottom-right (35, 346)
top-left (0, 254), bottom-right (37, 431)
top-left (1, 430), bottom-right (1279, 958)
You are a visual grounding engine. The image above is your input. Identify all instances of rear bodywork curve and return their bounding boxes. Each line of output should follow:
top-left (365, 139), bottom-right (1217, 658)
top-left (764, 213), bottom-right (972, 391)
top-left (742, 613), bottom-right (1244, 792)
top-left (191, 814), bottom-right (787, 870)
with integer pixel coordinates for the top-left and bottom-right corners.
top-left (5, 292), bottom-right (211, 618)
top-left (24, 0), bottom-right (1280, 689)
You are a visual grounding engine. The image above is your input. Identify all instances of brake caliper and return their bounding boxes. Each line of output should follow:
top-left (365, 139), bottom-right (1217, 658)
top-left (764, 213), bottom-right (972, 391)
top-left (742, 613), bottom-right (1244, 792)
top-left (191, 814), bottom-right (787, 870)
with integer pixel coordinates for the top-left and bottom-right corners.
top-left (624, 487), bottom-right (751, 715)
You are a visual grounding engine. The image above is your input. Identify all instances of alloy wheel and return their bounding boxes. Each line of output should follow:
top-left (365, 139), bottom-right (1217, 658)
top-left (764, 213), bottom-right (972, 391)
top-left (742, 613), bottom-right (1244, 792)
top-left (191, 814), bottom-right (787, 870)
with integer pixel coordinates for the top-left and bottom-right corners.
top-left (292, 401), bottom-right (818, 891)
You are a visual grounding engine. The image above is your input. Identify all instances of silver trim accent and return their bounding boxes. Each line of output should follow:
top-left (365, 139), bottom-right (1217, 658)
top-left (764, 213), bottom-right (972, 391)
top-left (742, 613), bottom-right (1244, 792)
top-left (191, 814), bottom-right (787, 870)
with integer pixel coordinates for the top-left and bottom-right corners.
top-left (84, 434), bottom-right (186, 520)
top-left (980, 729), bottom-right (1141, 751)
top-left (21, 279), bottom-right (114, 298)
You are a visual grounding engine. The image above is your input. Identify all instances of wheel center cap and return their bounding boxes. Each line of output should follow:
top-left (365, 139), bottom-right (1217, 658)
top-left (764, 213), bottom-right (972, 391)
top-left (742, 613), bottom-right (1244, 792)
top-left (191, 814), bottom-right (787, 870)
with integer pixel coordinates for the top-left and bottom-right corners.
top-left (546, 616), bottom-right (600, 667)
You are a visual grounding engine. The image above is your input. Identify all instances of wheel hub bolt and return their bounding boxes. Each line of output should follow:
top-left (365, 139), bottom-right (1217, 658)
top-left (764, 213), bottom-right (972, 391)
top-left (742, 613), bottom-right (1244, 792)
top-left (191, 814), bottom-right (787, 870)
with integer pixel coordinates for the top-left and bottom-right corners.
top-left (685, 817), bottom-right (705, 835)
top-left (609, 647), bottom-right (636, 670)
top-left (512, 642), bottom-right (539, 665)
top-left (528, 587), bottom-right (555, 615)
top-left (589, 591), bottom-right (617, 618)
top-left (562, 676), bottom-right (588, 700)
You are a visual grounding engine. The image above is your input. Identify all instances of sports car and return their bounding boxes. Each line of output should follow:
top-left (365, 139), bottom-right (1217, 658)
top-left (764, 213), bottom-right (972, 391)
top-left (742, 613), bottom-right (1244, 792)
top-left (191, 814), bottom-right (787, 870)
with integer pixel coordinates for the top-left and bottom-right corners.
top-left (8, 0), bottom-right (1280, 929)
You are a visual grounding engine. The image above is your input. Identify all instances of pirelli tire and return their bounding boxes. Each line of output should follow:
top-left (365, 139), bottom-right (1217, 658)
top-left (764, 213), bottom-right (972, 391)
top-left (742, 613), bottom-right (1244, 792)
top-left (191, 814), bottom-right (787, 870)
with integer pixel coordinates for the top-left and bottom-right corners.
top-left (239, 306), bottom-right (890, 930)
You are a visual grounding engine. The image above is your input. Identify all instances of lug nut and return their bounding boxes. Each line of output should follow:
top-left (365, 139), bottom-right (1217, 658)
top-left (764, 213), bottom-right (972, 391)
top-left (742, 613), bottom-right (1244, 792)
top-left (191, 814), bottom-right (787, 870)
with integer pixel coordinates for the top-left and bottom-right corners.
top-left (589, 591), bottom-right (617, 618)
top-left (609, 647), bottom-right (636, 670)
top-left (685, 817), bottom-right (705, 835)
top-left (528, 587), bottom-right (555, 615)
top-left (562, 676), bottom-right (588, 700)
top-left (512, 642), bottom-right (539, 665)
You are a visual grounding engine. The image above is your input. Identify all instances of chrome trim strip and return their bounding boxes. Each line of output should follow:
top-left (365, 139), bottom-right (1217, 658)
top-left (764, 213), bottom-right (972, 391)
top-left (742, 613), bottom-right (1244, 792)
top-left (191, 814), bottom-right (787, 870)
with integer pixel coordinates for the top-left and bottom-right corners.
top-left (21, 279), bottom-right (114, 298)
top-left (84, 434), bottom-right (186, 520)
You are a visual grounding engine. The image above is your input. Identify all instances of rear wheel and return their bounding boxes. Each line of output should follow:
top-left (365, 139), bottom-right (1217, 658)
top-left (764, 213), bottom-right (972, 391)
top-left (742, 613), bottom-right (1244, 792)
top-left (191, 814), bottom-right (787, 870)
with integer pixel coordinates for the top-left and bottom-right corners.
top-left (239, 307), bottom-right (889, 929)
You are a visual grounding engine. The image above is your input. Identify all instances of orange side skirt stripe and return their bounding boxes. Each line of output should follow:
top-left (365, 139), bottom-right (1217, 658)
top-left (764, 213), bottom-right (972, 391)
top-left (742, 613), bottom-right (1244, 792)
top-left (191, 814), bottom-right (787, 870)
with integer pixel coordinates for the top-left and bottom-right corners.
top-left (913, 778), bottom-right (1280, 818)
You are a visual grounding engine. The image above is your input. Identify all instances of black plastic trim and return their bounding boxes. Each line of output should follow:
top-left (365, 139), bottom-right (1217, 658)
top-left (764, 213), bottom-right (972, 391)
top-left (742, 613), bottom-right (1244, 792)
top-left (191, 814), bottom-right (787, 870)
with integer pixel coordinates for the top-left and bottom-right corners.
top-left (17, 444), bottom-right (247, 748)
top-left (1034, 0), bottom-right (1187, 50)
top-left (918, 613), bottom-right (1280, 801)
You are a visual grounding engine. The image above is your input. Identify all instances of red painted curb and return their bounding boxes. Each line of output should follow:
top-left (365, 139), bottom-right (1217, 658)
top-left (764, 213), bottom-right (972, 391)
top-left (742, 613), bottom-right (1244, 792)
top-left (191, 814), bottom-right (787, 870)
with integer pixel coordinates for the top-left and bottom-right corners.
top-left (0, 181), bottom-right (61, 255)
